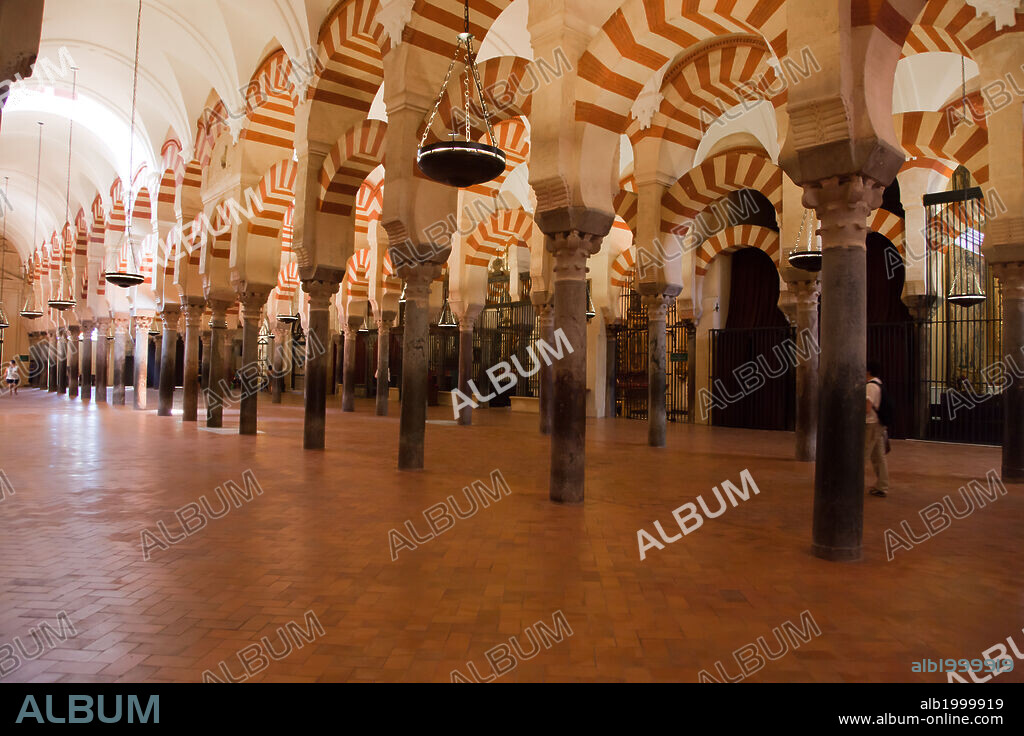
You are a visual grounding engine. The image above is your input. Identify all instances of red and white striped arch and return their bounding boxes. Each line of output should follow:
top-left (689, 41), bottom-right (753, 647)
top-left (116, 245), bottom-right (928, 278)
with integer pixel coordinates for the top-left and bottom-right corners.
top-left (628, 35), bottom-right (781, 149)
top-left (609, 229), bottom-right (636, 289)
top-left (240, 49), bottom-right (297, 153)
top-left (902, 0), bottom-right (1009, 59)
top-left (576, 0), bottom-right (787, 134)
top-left (247, 158), bottom-right (298, 243)
top-left (895, 110), bottom-right (989, 185)
top-left (661, 149), bottom-right (782, 234)
top-left (318, 119), bottom-right (387, 216)
top-left (355, 179), bottom-right (383, 236)
top-left (308, 0), bottom-right (387, 111)
top-left (428, 55), bottom-right (534, 144)
top-left (343, 247), bottom-right (372, 305)
top-left (403, 0), bottom-right (513, 61)
top-left (870, 208), bottom-right (906, 255)
top-left (465, 116), bottom-right (530, 197)
top-left (696, 224), bottom-right (779, 276)
top-left (464, 207), bottom-right (533, 268)
top-left (380, 251), bottom-right (402, 298)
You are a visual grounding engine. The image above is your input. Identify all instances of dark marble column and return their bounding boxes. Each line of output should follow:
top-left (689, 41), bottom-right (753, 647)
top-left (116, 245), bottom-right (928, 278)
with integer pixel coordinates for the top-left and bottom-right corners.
top-left (133, 316), bottom-right (153, 410)
top-left (375, 315), bottom-right (393, 416)
top-left (200, 331), bottom-right (212, 390)
top-left (181, 302), bottom-right (204, 421)
top-left (28, 333), bottom-right (46, 389)
top-left (79, 322), bottom-right (93, 401)
top-left (67, 326), bottom-right (81, 399)
top-left (57, 328), bottom-right (68, 395)
top-left (47, 333), bottom-right (58, 392)
top-left (94, 320), bottom-right (109, 402)
top-left (640, 291), bottom-right (676, 447)
top-left (236, 290), bottom-right (269, 436)
top-left (993, 264), bottom-right (1024, 480)
top-left (543, 227), bottom-right (606, 503)
top-left (329, 333), bottom-right (340, 396)
top-left (791, 279), bottom-right (821, 462)
top-left (534, 298), bottom-right (554, 435)
top-left (456, 316), bottom-right (476, 425)
top-left (604, 322), bottom-right (617, 418)
top-left (271, 323), bottom-right (290, 404)
top-left (301, 279), bottom-right (340, 449)
top-left (205, 301), bottom-right (230, 428)
top-left (341, 324), bottom-right (358, 412)
top-left (903, 297), bottom-right (934, 442)
top-left (685, 321), bottom-right (696, 424)
top-left (805, 176), bottom-right (883, 562)
top-left (111, 318), bottom-right (129, 405)
top-left (389, 243), bottom-right (449, 470)
top-left (157, 307), bottom-right (180, 416)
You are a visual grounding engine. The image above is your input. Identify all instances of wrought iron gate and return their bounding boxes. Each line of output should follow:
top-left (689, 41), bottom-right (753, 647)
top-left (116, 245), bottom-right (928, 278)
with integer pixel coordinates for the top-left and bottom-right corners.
top-left (708, 325), bottom-right (795, 430)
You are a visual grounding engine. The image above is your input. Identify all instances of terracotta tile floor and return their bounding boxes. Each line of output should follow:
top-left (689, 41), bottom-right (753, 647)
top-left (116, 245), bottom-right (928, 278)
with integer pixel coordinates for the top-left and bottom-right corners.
top-left (0, 387), bottom-right (1021, 683)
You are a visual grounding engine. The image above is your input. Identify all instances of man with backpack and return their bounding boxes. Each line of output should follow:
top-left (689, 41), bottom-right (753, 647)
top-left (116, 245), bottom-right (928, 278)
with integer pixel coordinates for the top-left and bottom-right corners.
top-left (866, 361), bottom-right (891, 497)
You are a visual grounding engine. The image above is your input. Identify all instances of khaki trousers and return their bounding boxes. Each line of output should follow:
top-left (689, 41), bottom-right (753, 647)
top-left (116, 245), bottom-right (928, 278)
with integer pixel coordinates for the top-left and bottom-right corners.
top-left (864, 422), bottom-right (889, 492)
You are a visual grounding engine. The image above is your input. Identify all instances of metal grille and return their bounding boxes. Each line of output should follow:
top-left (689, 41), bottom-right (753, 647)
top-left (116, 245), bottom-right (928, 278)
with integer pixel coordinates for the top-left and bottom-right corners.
top-left (921, 183), bottom-right (1003, 444)
top-left (613, 290), bottom-right (690, 421)
top-left (474, 300), bottom-right (540, 402)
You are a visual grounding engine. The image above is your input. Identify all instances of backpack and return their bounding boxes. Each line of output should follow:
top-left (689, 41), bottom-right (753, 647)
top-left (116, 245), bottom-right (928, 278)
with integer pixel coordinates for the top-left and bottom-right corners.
top-left (869, 378), bottom-right (893, 428)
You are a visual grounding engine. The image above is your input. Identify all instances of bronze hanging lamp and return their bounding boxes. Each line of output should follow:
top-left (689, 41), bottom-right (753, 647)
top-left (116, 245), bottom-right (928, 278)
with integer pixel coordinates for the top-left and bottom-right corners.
top-left (416, 0), bottom-right (506, 188)
top-left (946, 59), bottom-right (985, 309)
top-left (21, 123), bottom-right (47, 319)
top-left (20, 263), bottom-right (43, 319)
top-left (105, 0), bottom-right (145, 289)
top-left (0, 178), bottom-right (10, 328)
top-left (787, 208), bottom-right (822, 272)
top-left (48, 68), bottom-right (80, 311)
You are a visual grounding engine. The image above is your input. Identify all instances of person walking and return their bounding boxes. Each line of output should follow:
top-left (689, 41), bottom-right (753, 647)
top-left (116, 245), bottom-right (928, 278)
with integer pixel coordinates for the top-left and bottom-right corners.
top-left (866, 361), bottom-right (890, 497)
top-left (5, 359), bottom-right (20, 397)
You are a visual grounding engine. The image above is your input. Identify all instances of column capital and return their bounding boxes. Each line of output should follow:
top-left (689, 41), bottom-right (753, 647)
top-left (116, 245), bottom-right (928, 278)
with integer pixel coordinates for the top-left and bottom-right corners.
top-left (641, 293), bottom-right (674, 320)
top-left (301, 278), bottom-right (341, 310)
top-left (160, 306), bottom-right (181, 330)
top-left (375, 310), bottom-right (397, 331)
top-left (790, 279), bottom-right (822, 305)
top-left (237, 289), bottom-right (270, 324)
top-left (112, 317), bottom-right (131, 335)
top-left (207, 299), bottom-right (231, 328)
top-left (134, 315), bottom-right (154, 332)
top-left (79, 320), bottom-right (94, 331)
top-left (403, 264), bottom-right (444, 304)
top-left (458, 315), bottom-right (476, 334)
top-left (546, 230), bottom-right (604, 282)
top-left (181, 302), bottom-right (205, 328)
top-left (94, 317), bottom-right (111, 330)
top-left (801, 175), bottom-right (885, 250)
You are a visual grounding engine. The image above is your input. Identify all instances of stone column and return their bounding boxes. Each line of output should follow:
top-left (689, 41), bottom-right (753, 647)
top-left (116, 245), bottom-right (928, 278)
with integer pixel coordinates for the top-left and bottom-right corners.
top-left (329, 333), bottom-right (341, 395)
top-left (47, 332), bottom-right (58, 392)
top-left (903, 296), bottom-right (935, 441)
top-left (28, 333), bottom-right (46, 388)
top-left (200, 331), bottom-right (212, 390)
top-left (111, 318), bottom-right (129, 405)
top-left (181, 301), bottom-right (204, 421)
top-left (271, 322), bottom-right (291, 404)
top-left (236, 290), bottom-right (269, 436)
top-left (157, 307), bottom-right (180, 416)
top-left (456, 315), bottom-right (476, 425)
top-left (79, 322), bottom-right (93, 401)
top-left (67, 326), bottom-right (81, 399)
top-left (341, 322), bottom-right (359, 412)
top-left (992, 264), bottom-right (1024, 480)
top-left (375, 315), bottom-right (393, 416)
top-left (396, 265), bottom-right (439, 469)
top-left (804, 175), bottom-right (883, 562)
top-left (545, 229), bottom-right (604, 503)
top-left (640, 291), bottom-right (677, 447)
top-left (685, 320), bottom-right (697, 424)
top-left (604, 322), bottom-right (617, 418)
top-left (205, 301), bottom-right (230, 428)
top-left (536, 300), bottom-right (555, 435)
top-left (133, 316), bottom-right (153, 410)
top-left (57, 328), bottom-right (68, 395)
top-left (791, 279), bottom-right (821, 462)
top-left (94, 319), bottom-right (109, 402)
top-left (302, 279), bottom-right (340, 449)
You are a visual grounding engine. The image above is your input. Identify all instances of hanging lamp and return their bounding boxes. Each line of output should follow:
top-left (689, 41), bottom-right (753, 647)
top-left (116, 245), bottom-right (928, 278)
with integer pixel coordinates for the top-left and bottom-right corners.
top-left (0, 178), bottom-right (10, 329)
top-left (437, 298), bottom-right (457, 328)
top-left (49, 68), bottom-right (80, 311)
top-left (946, 59), bottom-right (985, 308)
top-left (20, 123), bottom-right (47, 320)
top-left (416, 0), bottom-right (506, 188)
top-left (105, 0), bottom-right (145, 289)
top-left (787, 208), bottom-right (822, 272)
top-left (586, 279), bottom-right (597, 320)
top-left (20, 263), bottom-right (43, 319)
top-left (277, 311), bottom-right (299, 324)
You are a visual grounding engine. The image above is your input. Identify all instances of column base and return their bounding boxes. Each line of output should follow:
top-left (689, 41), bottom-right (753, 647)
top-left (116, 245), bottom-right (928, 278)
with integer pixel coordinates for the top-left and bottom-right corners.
top-left (811, 543), bottom-right (862, 562)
